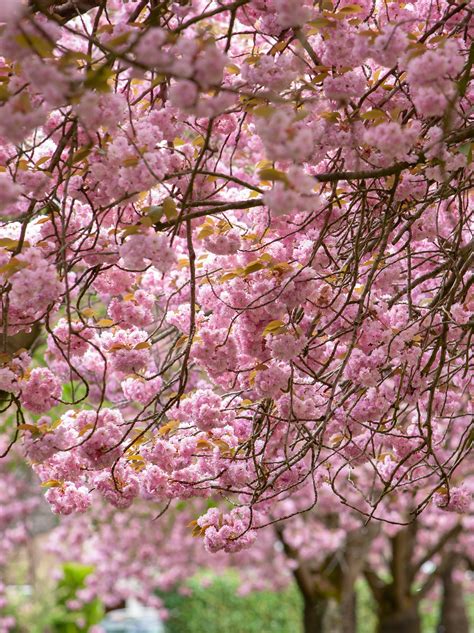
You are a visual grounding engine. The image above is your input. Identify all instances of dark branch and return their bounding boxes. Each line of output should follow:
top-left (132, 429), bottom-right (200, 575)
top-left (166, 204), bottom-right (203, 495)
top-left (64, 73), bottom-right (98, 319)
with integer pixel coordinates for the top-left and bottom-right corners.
top-left (29, 0), bottom-right (103, 22)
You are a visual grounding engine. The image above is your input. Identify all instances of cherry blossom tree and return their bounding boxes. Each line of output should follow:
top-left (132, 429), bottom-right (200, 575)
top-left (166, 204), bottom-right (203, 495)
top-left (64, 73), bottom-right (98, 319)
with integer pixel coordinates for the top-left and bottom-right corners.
top-left (48, 477), bottom-right (474, 633)
top-left (46, 492), bottom-right (376, 633)
top-left (0, 0), bottom-right (472, 612)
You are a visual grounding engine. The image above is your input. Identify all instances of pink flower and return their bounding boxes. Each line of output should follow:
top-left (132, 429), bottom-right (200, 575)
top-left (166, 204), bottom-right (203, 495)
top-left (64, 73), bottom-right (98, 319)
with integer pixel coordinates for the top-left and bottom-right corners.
top-left (252, 362), bottom-right (288, 400)
top-left (267, 332), bottom-right (305, 362)
top-left (45, 483), bottom-right (91, 515)
top-left (95, 463), bottom-right (139, 508)
top-left (48, 318), bottom-right (94, 358)
top-left (364, 121), bottom-right (421, 162)
top-left (119, 230), bottom-right (176, 273)
top-left (75, 409), bottom-right (124, 468)
top-left (274, 0), bottom-right (311, 29)
top-left (169, 79), bottom-right (199, 111)
top-left (101, 327), bottom-right (152, 374)
top-left (20, 368), bottom-right (61, 414)
top-left (324, 71), bottom-right (366, 103)
top-left (198, 506), bottom-right (256, 553)
top-left (140, 464), bottom-right (170, 501)
top-left (179, 388), bottom-right (228, 432)
top-left (121, 373), bottom-right (163, 405)
top-left (0, 0), bottom-right (23, 23)
top-left (203, 229), bottom-right (241, 256)
top-left (0, 173), bottom-right (23, 212)
top-left (433, 486), bottom-right (472, 514)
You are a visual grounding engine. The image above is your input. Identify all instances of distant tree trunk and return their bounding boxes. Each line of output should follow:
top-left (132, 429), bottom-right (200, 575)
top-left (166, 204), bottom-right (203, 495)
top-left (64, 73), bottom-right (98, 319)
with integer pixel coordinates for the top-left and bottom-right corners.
top-left (377, 604), bottom-right (421, 633)
top-left (366, 522), bottom-right (464, 633)
top-left (368, 523), bottom-right (421, 633)
top-left (303, 593), bottom-right (327, 633)
top-left (323, 589), bottom-right (356, 633)
top-left (277, 525), bottom-right (372, 633)
top-left (437, 553), bottom-right (469, 633)
top-left (340, 588), bottom-right (357, 633)
top-left (332, 526), bottom-right (373, 633)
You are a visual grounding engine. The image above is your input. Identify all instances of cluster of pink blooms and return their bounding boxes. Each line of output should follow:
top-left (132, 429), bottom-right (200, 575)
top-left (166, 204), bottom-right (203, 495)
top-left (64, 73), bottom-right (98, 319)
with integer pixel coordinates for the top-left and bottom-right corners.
top-left (0, 586), bottom-right (16, 633)
top-left (197, 506), bottom-right (257, 553)
top-left (406, 40), bottom-right (465, 118)
top-left (433, 486), bottom-right (472, 514)
top-left (0, 351), bottom-right (30, 395)
top-left (364, 121), bottom-right (421, 163)
top-left (0, 246), bottom-right (63, 333)
top-left (19, 367), bottom-right (62, 414)
top-left (48, 318), bottom-right (95, 358)
top-left (44, 472), bottom-right (474, 620)
top-left (119, 230), bottom-right (176, 273)
top-left (0, 173), bottom-right (23, 215)
top-left (0, 0), bottom-right (470, 565)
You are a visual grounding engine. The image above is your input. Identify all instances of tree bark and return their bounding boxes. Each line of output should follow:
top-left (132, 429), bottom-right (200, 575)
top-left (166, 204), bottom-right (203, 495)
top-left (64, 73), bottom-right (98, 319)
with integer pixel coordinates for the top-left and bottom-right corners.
top-left (377, 605), bottom-right (421, 633)
top-left (340, 587), bottom-right (357, 633)
top-left (323, 590), bottom-right (356, 633)
top-left (29, 0), bottom-right (103, 22)
top-left (437, 553), bottom-right (469, 633)
top-left (366, 524), bottom-right (422, 633)
top-left (303, 594), bottom-right (327, 633)
top-left (277, 525), bottom-right (373, 633)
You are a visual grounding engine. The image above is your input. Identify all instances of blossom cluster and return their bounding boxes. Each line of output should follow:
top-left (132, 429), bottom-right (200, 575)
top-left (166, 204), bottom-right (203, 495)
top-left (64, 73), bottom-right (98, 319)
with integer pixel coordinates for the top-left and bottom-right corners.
top-left (0, 0), bottom-right (471, 557)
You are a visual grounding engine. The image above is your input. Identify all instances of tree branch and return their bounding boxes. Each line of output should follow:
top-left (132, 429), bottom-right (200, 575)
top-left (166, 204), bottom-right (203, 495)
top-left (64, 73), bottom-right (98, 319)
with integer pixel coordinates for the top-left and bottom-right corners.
top-left (315, 124), bottom-right (474, 183)
top-left (153, 199), bottom-right (264, 231)
top-left (363, 565), bottom-right (385, 603)
top-left (29, 0), bottom-right (103, 22)
top-left (411, 523), bottom-right (462, 579)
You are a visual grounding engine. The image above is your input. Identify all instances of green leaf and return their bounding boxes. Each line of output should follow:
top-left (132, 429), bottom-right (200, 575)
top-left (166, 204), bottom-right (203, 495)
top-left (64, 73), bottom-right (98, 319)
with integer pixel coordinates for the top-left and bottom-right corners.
top-left (143, 205), bottom-right (164, 224)
top-left (360, 109), bottom-right (387, 121)
top-left (308, 17), bottom-right (336, 29)
top-left (253, 105), bottom-right (276, 118)
top-left (71, 144), bottom-right (93, 164)
top-left (458, 41), bottom-right (474, 98)
top-left (0, 257), bottom-right (29, 277)
top-left (163, 196), bottom-right (178, 220)
top-left (18, 423), bottom-right (42, 435)
top-left (41, 479), bottom-right (63, 488)
top-left (459, 142), bottom-right (473, 164)
top-left (337, 4), bottom-right (363, 14)
top-left (0, 238), bottom-right (21, 250)
top-left (243, 261), bottom-right (265, 275)
top-left (14, 33), bottom-right (54, 57)
top-left (84, 65), bottom-right (113, 92)
top-left (258, 168), bottom-right (289, 185)
top-left (262, 320), bottom-right (286, 336)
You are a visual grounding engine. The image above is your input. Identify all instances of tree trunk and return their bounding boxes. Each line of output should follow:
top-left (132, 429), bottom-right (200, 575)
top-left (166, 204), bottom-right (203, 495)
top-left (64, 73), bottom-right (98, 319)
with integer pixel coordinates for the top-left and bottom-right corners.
top-left (323, 590), bottom-right (356, 633)
top-left (369, 523), bottom-right (421, 633)
top-left (303, 594), bottom-right (327, 633)
top-left (340, 588), bottom-right (357, 633)
top-left (377, 605), bottom-right (421, 633)
top-left (437, 553), bottom-right (469, 633)
top-left (285, 526), bottom-right (375, 633)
